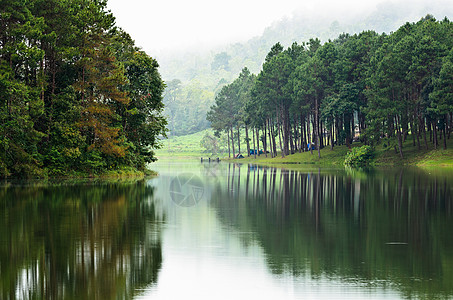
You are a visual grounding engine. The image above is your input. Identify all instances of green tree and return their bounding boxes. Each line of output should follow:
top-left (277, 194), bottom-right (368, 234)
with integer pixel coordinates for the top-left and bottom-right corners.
top-left (430, 49), bottom-right (453, 149)
top-left (122, 50), bottom-right (167, 169)
top-left (211, 52), bottom-right (231, 71)
top-left (0, 0), bottom-right (167, 177)
top-left (200, 132), bottom-right (220, 155)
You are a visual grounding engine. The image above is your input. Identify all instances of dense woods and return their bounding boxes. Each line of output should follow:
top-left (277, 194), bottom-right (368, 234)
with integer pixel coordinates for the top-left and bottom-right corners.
top-left (207, 16), bottom-right (453, 159)
top-left (0, 0), bottom-right (166, 177)
top-left (162, 3), bottom-right (453, 138)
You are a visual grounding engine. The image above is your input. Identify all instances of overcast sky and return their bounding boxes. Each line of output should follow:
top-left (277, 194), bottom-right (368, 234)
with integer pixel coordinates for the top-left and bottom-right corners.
top-left (106, 0), bottom-right (444, 55)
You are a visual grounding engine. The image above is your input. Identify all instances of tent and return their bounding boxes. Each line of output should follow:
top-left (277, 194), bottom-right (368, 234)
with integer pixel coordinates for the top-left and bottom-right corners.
top-left (307, 143), bottom-right (317, 151)
top-left (249, 149), bottom-right (264, 155)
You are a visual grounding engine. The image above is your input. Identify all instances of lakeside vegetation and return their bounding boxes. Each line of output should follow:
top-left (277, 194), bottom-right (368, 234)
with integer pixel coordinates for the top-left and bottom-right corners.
top-left (156, 129), bottom-right (453, 168)
top-left (206, 16), bottom-right (453, 167)
top-left (0, 0), bottom-right (166, 178)
top-left (3, 1), bottom-right (453, 177)
top-left (161, 3), bottom-right (453, 138)
top-left (236, 136), bottom-right (453, 168)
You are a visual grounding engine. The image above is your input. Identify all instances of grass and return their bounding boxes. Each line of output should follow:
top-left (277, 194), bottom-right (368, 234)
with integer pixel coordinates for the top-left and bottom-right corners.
top-left (373, 136), bottom-right (453, 167)
top-left (101, 169), bottom-right (151, 178)
top-left (156, 129), bottom-right (214, 158)
top-left (233, 147), bottom-right (349, 165)
top-left (156, 130), bottom-right (453, 168)
top-left (156, 128), bottom-right (244, 158)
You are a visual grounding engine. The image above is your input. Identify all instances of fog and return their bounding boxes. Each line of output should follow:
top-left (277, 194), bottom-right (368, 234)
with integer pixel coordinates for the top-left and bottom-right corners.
top-left (107, 0), bottom-right (452, 56)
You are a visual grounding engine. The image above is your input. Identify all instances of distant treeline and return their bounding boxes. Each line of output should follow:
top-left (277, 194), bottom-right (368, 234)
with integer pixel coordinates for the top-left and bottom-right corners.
top-left (0, 0), bottom-right (167, 177)
top-left (207, 16), bottom-right (453, 159)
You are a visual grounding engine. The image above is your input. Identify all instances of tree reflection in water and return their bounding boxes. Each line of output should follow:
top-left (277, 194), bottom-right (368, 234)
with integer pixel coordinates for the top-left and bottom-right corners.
top-left (0, 180), bottom-right (163, 299)
top-left (213, 164), bottom-right (453, 299)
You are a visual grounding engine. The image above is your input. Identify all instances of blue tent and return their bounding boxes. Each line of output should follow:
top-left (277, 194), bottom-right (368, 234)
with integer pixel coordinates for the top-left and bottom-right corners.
top-left (307, 143), bottom-right (316, 151)
top-left (249, 149), bottom-right (264, 155)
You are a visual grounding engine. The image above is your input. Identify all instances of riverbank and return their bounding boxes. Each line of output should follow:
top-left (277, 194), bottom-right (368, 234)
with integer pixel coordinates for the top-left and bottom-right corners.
top-left (156, 130), bottom-right (453, 168)
top-left (12, 167), bottom-right (159, 180)
top-left (195, 136), bottom-right (453, 168)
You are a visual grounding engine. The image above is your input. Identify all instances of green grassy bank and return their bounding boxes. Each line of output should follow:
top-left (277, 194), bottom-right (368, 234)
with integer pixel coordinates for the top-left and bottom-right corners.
top-left (225, 137), bottom-right (453, 168)
top-left (156, 131), bottom-right (453, 168)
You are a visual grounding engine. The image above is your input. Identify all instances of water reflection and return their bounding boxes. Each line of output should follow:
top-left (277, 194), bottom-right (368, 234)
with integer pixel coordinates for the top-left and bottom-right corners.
top-left (0, 180), bottom-right (163, 299)
top-left (212, 164), bottom-right (453, 299)
top-left (3, 163), bottom-right (453, 299)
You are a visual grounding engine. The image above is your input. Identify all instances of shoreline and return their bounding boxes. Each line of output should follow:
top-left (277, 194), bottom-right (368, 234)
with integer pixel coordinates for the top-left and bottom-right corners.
top-left (156, 141), bottom-right (453, 169)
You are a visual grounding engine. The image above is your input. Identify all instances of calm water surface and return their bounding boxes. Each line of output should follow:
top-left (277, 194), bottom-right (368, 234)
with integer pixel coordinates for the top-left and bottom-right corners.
top-left (1, 161), bottom-right (453, 299)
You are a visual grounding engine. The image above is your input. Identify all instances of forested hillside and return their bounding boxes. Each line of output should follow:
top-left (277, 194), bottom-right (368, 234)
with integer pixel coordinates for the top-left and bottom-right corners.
top-left (161, 0), bottom-right (453, 137)
top-left (207, 16), bottom-right (453, 161)
top-left (0, 0), bottom-right (166, 177)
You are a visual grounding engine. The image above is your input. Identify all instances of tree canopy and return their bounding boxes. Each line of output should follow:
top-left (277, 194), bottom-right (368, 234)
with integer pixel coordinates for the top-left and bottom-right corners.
top-left (0, 0), bottom-right (167, 177)
top-left (207, 16), bottom-right (453, 159)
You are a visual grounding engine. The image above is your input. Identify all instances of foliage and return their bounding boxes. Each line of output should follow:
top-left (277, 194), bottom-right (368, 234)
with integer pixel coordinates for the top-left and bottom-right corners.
top-left (212, 165), bottom-right (453, 299)
top-left (207, 67), bottom-right (256, 158)
top-left (200, 132), bottom-right (220, 155)
top-left (206, 16), bottom-right (453, 165)
top-left (0, 0), bottom-right (166, 177)
top-left (344, 145), bottom-right (375, 167)
top-left (160, 3), bottom-right (453, 138)
top-left (0, 181), bottom-right (163, 298)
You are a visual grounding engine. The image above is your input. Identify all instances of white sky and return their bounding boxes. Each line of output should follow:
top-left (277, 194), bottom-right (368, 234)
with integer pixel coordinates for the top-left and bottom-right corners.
top-left (107, 0), bottom-right (447, 56)
top-left (107, 0), bottom-right (376, 55)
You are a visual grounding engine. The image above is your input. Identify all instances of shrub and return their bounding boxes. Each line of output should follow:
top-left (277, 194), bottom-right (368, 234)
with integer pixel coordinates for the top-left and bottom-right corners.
top-left (344, 145), bottom-right (374, 167)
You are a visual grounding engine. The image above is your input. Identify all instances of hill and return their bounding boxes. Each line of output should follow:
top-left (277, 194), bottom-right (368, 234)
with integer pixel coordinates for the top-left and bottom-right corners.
top-left (158, 0), bottom-right (453, 137)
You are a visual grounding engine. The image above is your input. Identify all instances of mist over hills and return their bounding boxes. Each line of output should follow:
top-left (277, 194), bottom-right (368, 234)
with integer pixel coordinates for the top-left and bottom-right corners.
top-left (160, 0), bottom-right (453, 136)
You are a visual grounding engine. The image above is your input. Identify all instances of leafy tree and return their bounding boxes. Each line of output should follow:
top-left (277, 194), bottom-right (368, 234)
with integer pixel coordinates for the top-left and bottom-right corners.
top-left (207, 16), bottom-right (453, 162)
top-left (430, 48), bottom-right (453, 148)
top-left (120, 49), bottom-right (167, 169)
top-left (0, 0), bottom-right (167, 177)
top-left (211, 52), bottom-right (231, 71)
top-left (200, 132), bottom-right (220, 155)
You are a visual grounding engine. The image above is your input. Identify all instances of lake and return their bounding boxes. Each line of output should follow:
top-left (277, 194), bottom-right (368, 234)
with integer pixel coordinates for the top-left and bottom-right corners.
top-left (1, 161), bottom-right (453, 299)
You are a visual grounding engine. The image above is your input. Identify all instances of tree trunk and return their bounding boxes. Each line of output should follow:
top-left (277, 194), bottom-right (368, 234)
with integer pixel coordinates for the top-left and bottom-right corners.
top-left (272, 120), bottom-right (277, 156)
top-left (278, 121), bottom-right (284, 158)
top-left (410, 121), bottom-right (415, 147)
top-left (271, 120), bottom-right (277, 157)
top-left (293, 118), bottom-right (298, 153)
top-left (402, 113), bottom-right (408, 142)
top-left (433, 120), bottom-right (438, 150)
top-left (448, 113), bottom-right (453, 139)
top-left (299, 114), bottom-right (303, 153)
top-left (227, 129), bottom-right (231, 158)
top-left (237, 127), bottom-right (241, 154)
top-left (415, 120), bottom-right (421, 150)
top-left (267, 119), bottom-right (273, 158)
top-left (231, 127), bottom-right (236, 157)
top-left (330, 123), bottom-right (334, 150)
top-left (301, 116), bottom-right (306, 152)
top-left (252, 127), bottom-right (256, 159)
top-left (282, 108), bottom-right (289, 156)
top-left (289, 121), bottom-right (295, 155)
top-left (395, 116), bottom-right (404, 159)
top-left (309, 116), bottom-right (316, 155)
top-left (319, 120), bottom-right (322, 149)
top-left (263, 122), bottom-right (268, 158)
top-left (256, 127), bottom-right (260, 156)
top-left (245, 124), bottom-right (250, 157)
top-left (419, 115), bottom-right (428, 150)
top-left (315, 97), bottom-right (321, 159)
top-left (294, 117), bottom-right (300, 152)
